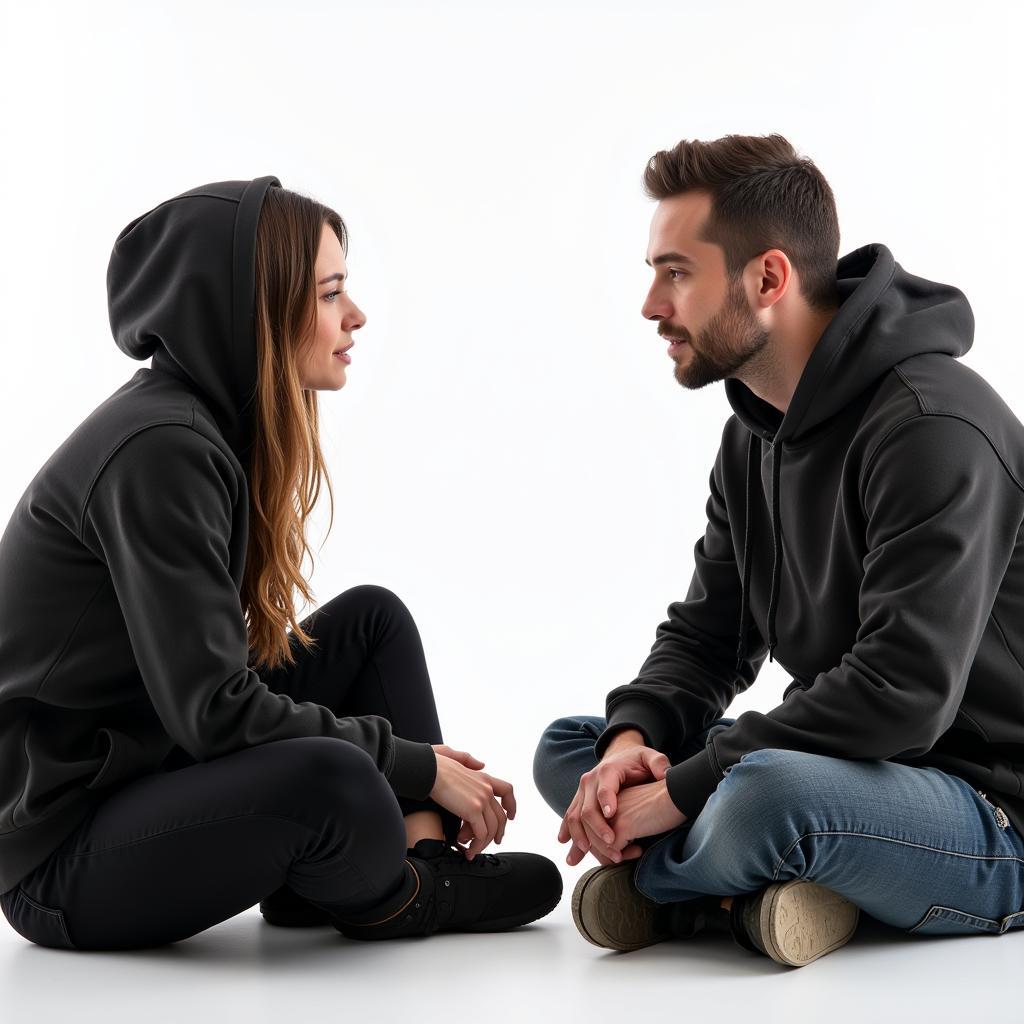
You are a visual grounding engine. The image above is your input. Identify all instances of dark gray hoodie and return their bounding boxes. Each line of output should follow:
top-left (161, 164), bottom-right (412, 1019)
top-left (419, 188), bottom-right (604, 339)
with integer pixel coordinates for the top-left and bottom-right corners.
top-left (0, 176), bottom-right (437, 894)
top-left (595, 243), bottom-right (1024, 836)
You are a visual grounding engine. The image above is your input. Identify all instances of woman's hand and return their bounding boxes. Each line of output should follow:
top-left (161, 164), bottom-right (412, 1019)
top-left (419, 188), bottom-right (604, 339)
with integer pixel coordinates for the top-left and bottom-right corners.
top-left (429, 744), bottom-right (517, 860)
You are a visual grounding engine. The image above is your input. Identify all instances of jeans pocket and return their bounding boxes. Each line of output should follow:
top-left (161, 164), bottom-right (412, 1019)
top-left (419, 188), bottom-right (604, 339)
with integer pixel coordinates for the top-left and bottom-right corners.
top-left (907, 903), bottom-right (1024, 937)
top-left (0, 886), bottom-right (78, 950)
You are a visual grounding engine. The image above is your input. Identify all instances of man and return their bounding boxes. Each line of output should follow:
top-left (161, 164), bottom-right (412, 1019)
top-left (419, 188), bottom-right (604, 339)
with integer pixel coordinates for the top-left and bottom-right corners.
top-left (533, 132), bottom-right (1024, 967)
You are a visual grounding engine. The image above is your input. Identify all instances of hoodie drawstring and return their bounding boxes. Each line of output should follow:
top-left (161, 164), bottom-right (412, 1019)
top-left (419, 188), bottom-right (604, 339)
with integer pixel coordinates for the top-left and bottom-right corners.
top-left (735, 431), bottom-right (782, 671)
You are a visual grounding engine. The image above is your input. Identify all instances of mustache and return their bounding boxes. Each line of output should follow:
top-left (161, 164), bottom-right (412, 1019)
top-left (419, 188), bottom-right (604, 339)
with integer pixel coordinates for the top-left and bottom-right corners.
top-left (658, 327), bottom-right (688, 342)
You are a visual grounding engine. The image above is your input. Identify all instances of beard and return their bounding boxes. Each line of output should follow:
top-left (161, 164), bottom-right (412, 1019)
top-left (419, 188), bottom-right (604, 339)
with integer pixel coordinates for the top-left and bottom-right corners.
top-left (669, 275), bottom-right (770, 391)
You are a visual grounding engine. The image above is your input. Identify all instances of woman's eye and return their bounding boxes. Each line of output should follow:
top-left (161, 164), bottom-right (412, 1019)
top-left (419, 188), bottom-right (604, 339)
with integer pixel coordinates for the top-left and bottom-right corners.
top-left (323, 290), bottom-right (343, 301)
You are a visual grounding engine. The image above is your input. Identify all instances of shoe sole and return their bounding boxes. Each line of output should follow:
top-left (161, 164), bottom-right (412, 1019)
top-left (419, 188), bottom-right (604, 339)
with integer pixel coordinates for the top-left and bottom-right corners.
top-left (260, 906), bottom-right (332, 927)
top-left (571, 863), bottom-right (671, 952)
top-left (755, 879), bottom-right (860, 967)
top-left (457, 892), bottom-right (563, 932)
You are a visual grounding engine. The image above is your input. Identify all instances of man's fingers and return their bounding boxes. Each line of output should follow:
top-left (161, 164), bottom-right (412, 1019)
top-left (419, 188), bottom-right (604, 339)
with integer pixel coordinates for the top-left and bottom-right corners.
top-left (558, 791), bottom-right (582, 844)
top-left (582, 819), bottom-right (621, 863)
top-left (645, 751), bottom-right (670, 780)
top-left (595, 786), bottom-right (617, 819)
top-left (566, 841), bottom-right (589, 867)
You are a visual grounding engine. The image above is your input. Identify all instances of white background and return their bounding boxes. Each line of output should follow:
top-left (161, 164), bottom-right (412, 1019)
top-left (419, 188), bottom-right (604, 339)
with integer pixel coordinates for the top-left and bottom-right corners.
top-left (2, 0), bottom-right (1023, 1016)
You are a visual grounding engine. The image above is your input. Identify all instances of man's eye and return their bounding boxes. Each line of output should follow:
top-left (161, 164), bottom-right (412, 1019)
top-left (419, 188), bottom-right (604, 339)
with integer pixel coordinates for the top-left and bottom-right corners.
top-left (668, 269), bottom-right (688, 281)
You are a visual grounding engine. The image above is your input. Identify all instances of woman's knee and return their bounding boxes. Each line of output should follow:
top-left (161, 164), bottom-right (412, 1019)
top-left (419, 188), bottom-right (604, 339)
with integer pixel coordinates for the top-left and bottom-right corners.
top-left (263, 736), bottom-right (394, 812)
top-left (341, 583), bottom-right (410, 620)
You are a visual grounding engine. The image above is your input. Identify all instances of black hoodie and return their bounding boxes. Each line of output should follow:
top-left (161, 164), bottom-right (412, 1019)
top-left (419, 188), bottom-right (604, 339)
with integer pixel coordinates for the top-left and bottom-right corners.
top-left (0, 176), bottom-right (437, 895)
top-left (595, 243), bottom-right (1024, 836)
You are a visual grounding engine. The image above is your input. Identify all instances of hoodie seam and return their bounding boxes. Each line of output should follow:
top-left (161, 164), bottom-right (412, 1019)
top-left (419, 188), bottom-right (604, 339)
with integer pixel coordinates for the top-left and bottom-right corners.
top-left (75, 407), bottom-right (198, 541)
top-left (859, 412), bottom-right (1024, 523)
top-left (989, 611), bottom-right (1024, 703)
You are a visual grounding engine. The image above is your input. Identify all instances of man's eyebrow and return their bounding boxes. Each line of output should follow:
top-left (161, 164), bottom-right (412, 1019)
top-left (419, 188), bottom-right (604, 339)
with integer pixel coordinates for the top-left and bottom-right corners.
top-left (317, 272), bottom-right (347, 285)
top-left (645, 252), bottom-right (696, 267)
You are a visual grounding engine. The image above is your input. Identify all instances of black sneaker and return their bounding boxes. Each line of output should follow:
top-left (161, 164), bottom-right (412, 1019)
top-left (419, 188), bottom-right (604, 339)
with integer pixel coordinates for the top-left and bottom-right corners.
top-left (259, 884), bottom-right (333, 927)
top-left (332, 837), bottom-right (563, 940)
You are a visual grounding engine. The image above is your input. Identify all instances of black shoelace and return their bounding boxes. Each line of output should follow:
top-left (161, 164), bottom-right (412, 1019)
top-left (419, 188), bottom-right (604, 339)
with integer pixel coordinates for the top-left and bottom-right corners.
top-left (435, 840), bottom-right (501, 867)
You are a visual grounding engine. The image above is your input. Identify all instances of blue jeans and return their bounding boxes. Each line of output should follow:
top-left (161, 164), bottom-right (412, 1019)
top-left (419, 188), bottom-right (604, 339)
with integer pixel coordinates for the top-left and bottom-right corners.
top-left (533, 714), bottom-right (1024, 937)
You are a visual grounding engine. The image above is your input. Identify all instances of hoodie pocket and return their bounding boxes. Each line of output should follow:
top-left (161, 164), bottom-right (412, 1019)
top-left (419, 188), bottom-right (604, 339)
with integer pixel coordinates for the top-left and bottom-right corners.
top-left (0, 886), bottom-right (78, 950)
top-left (86, 727), bottom-right (165, 790)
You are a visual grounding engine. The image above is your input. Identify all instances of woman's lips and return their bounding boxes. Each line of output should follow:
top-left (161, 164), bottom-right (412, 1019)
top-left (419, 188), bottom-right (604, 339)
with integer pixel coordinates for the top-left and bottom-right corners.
top-left (333, 350), bottom-right (352, 364)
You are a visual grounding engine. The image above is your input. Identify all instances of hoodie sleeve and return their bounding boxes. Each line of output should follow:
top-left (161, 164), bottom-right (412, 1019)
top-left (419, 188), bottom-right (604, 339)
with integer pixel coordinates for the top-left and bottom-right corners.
top-left (594, 427), bottom-right (769, 762)
top-left (79, 423), bottom-right (437, 800)
top-left (663, 414), bottom-right (1024, 821)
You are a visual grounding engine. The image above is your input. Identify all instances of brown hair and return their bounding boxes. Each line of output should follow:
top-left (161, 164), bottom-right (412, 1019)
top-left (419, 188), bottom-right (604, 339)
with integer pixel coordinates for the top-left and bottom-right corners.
top-left (642, 133), bottom-right (841, 313)
top-left (243, 187), bottom-right (345, 671)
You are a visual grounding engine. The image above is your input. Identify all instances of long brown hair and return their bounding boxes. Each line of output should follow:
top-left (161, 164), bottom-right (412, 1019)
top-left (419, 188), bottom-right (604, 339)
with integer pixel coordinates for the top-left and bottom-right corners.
top-left (243, 187), bottom-right (346, 671)
top-left (643, 133), bottom-right (841, 313)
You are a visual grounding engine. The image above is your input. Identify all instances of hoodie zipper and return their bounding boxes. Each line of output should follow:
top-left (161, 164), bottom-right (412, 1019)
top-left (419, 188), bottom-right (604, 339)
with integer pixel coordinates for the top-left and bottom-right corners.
top-left (976, 789), bottom-right (1010, 829)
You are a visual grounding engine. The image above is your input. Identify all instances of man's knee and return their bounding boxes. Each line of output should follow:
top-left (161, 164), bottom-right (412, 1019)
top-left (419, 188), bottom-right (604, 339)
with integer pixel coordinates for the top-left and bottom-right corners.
top-left (532, 714), bottom-right (603, 817)
top-left (707, 747), bottom-right (827, 830)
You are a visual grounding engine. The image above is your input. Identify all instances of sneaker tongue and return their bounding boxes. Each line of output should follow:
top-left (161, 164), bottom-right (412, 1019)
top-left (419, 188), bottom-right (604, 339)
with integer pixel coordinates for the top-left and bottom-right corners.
top-left (410, 838), bottom-right (451, 859)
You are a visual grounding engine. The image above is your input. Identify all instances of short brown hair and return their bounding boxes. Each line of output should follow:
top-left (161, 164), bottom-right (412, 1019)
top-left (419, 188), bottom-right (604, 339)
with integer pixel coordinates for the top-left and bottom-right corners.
top-left (643, 133), bottom-right (840, 313)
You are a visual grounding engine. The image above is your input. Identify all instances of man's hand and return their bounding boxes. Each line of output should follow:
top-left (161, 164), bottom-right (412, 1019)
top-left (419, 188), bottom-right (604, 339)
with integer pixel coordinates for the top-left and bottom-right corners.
top-left (557, 729), bottom-right (671, 867)
top-left (606, 777), bottom-right (688, 856)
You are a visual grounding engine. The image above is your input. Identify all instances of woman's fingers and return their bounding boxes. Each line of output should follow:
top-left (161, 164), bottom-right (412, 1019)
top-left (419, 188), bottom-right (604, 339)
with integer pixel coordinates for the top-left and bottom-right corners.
top-left (488, 774), bottom-right (517, 821)
top-left (467, 799), bottom-right (497, 860)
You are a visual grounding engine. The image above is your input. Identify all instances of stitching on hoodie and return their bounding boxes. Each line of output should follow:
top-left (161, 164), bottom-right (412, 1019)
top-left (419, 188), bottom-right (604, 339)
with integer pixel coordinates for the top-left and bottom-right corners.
top-left (76, 418), bottom-right (193, 539)
top-left (889, 369), bottom-right (1024, 493)
top-left (953, 707), bottom-right (991, 743)
top-left (989, 610), bottom-right (1024, 699)
top-left (859, 413), bottom-right (1024, 524)
top-left (893, 364), bottom-right (931, 413)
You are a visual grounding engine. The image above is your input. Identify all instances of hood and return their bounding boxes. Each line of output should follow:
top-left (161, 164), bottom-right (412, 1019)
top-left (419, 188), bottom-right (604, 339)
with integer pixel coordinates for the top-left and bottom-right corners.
top-left (106, 175), bottom-right (282, 469)
top-left (726, 242), bottom-right (975, 669)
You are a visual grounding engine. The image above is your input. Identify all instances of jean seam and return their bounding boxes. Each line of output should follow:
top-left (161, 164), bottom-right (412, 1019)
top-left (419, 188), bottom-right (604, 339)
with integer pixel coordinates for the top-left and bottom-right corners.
top-left (773, 828), bottom-right (1024, 881)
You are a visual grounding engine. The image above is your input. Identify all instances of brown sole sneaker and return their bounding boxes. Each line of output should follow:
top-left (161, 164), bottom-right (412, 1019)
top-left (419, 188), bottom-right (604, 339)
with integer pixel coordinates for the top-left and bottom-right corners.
top-left (742, 879), bottom-right (860, 967)
top-left (571, 863), bottom-right (672, 952)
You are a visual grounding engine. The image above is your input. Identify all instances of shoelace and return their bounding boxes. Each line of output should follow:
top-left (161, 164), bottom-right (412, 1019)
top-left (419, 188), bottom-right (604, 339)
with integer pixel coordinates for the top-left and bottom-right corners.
top-left (435, 840), bottom-right (501, 867)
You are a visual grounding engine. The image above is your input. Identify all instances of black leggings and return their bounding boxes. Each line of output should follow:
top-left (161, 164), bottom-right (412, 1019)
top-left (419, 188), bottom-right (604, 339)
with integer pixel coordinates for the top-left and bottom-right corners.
top-left (0, 585), bottom-right (461, 950)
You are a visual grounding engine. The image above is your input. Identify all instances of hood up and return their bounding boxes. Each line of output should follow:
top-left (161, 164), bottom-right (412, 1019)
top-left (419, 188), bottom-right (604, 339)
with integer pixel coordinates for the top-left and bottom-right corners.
top-left (105, 175), bottom-right (282, 470)
top-left (725, 242), bottom-right (975, 670)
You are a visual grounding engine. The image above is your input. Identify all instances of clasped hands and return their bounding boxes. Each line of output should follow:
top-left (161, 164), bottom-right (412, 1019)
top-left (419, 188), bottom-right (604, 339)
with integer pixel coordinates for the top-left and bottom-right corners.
top-left (557, 731), bottom-right (689, 867)
top-left (426, 733), bottom-right (688, 868)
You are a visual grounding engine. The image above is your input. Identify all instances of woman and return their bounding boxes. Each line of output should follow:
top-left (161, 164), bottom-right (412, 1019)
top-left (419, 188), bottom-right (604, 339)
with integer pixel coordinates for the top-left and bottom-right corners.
top-left (0, 175), bottom-right (561, 950)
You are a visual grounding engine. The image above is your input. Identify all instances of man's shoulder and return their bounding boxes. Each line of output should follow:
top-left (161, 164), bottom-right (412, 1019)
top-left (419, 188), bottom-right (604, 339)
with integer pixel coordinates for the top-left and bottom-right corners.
top-left (866, 354), bottom-right (1024, 473)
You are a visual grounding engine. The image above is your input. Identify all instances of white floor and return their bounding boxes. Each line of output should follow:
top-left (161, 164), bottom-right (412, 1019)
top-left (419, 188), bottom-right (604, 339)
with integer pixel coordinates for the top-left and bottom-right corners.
top-left (0, 860), bottom-right (1018, 1024)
